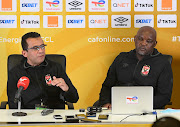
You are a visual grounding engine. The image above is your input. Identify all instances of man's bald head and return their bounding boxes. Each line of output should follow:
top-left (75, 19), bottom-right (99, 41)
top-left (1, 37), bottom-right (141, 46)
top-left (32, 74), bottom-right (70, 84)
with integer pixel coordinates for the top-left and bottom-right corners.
top-left (137, 26), bottom-right (157, 40)
top-left (134, 26), bottom-right (157, 60)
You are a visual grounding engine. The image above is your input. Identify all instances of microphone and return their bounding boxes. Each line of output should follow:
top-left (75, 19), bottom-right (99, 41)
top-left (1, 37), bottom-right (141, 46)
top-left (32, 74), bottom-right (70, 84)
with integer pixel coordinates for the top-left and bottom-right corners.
top-left (14, 76), bottom-right (30, 103)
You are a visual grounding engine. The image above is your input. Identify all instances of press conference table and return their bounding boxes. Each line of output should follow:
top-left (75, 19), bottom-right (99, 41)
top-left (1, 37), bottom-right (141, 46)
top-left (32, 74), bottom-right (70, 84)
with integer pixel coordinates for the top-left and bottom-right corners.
top-left (0, 109), bottom-right (180, 127)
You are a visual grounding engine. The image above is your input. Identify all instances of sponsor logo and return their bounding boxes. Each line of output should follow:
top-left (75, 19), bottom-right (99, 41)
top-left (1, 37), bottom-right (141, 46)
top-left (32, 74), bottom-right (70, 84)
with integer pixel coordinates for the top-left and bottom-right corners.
top-left (157, 15), bottom-right (177, 28)
top-left (111, 0), bottom-right (131, 12)
top-left (43, 0), bottom-right (62, 12)
top-left (158, 19), bottom-right (176, 24)
top-left (48, 16), bottom-right (58, 27)
top-left (136, 19), bottom-right (152, 23)
top-left (0, 15), bottom-right (17, 28)
top-left (89, 15), bottom-right (108, 28)
top-left (134, 0), bottom-right (154, 11)
top-left (68, 20), bottom-right (83, 23)
top-left (21, 20), bottom-right (39, 24)
top-left (135, 3), bottom-right (153, 7)
top-left (66, 0), bottom-right (84, 11)
top-left (46, 0), bottom-right (59, 7)
top-left (0, 20), bottom-right (15, 24)
top-left (126, 96), bottom-right (138, 104)
top-left (22, 3), bottom-right (38, 7)
top-left (68, 0), bottom-right (82, 8)
top-left (92, 0), bottom-right (105, 7)
top-left (66, 15), bottom-right (85, 28)
top-left (89, 0), bottom-right (108, 12)
top-left (111, 15), bottom-right (131, 28)
top-left (1, 0), bottom-right (12, 11)
top-left (114, 17), bottom-right (128, 24)
top-left (43, 15), bottom-right (62, 28)
top-left (0, 0), bottom-right (16, 12)
top-left (20, 15), bottom-right (40, 28)
top-left (157, 0), bottom-right (176, 11)
top-left (20, 0), bottom-right (39, 12)
top-left (134, 15), bottom-right (154, 28)
top-left (162, 0), bottom-right (172, 10)
top-left (113, 3), bottom-right (129, 7)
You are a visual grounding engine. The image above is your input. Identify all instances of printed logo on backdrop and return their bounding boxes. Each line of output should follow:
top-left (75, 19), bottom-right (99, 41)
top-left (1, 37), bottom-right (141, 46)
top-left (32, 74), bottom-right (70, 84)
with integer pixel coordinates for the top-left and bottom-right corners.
top-left (20, 15), bottom-right (40, 28)
top-left (0, 0), bottom-right (16, 12)
top-left (43, 15), bottom-right (63, 28)
top-left (111, 0), bottom-right (131, 12)
top-left (89, 0), bottom-right (108, 12)
top-left (89, 15), bottom-right (108, 28)
top-left (157, 15), bottom-right (177, 28)
top-left (0, 15), bottom-right (17, 28)
top-left (134, 15), bottom-right (154, 28)
top-left (20, 0), bottom-right (40, 12)
top-left (66, 15), bottom-right (85, 28)
top-left (66, 0), bottom-right (85, 12)
top-left (134, 0), bottom-right (154, 11)
top-left (43, 0), bottom-right (62, 12)
top-left (157, 0), bottom-right (177, 11)
top-left (111, 15), bottom-right (131, 28)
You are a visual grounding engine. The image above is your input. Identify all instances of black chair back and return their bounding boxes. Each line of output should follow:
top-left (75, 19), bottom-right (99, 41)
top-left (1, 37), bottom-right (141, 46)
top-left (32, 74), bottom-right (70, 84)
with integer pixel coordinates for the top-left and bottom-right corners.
top-left (8, 54), bottom-right (66, 73)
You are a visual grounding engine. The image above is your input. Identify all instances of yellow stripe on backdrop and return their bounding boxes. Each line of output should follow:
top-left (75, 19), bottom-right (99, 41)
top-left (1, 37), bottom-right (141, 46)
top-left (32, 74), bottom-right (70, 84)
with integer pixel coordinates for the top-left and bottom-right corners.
top-left (0, 0), bottom-right (180, 109)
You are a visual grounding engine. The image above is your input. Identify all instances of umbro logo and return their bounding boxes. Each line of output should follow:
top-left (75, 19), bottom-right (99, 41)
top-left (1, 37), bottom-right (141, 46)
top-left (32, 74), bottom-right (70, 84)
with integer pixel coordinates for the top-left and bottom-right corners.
top-left (68, 0), bottom-right (83, 8)
top-left (114, 17), bottom-right (128, 23)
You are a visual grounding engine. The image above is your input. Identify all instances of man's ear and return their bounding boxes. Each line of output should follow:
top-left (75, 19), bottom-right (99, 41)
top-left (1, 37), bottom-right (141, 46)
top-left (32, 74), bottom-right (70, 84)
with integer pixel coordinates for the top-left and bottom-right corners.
top-left (154, 41), bottom-right (157, 47)
top-left (22, 50), bottom-right (27, 57)
top-left (134, 35), bottom-right (137, 42)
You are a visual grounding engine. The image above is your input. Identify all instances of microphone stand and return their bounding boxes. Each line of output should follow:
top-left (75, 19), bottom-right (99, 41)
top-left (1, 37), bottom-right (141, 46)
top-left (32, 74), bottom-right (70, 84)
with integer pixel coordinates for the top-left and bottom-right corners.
top-left (12, 97), bottom-right (27, 116)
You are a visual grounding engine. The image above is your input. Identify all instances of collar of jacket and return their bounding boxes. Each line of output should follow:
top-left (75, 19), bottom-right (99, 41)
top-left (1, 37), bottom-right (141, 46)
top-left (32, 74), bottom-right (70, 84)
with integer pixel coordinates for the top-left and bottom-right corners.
top-left (128, 48), bottom-right (161, 60)
top-left (23, 58), bottom-right (48, 69)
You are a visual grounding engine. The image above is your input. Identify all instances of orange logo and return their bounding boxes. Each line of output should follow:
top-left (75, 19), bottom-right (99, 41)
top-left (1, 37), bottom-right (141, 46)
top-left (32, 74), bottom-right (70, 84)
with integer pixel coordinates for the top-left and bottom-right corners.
top-left (48, 16), bottom-right (58, 27)
top-left (1, 0), bottom-right (12, 11)
top-left (161, 0), bottom-right (172, 10)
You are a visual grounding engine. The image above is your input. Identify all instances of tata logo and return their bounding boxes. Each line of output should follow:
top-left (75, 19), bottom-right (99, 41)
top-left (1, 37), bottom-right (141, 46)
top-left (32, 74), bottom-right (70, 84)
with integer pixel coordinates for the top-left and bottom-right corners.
top-left (135, 3), bottom-right (153, 7)
top-left (21, 20), bottom-right (39, 24)
top-left (136, 19), bottom-right (152, 23)
top-left (68, 0), bottom-right (83, 8)
top-left (113, 3), bottom-right (129, 7)
top-left (0, 20), bottom-right (15, 24)
top-left (158, 19), bottom-right (176, 24)
top-left (46, 0), bottom-right (59, 7)
top-left (68, 20), bottom-right (83, 23)
top-left (22, 3), bottom-right (38, 7)
top-left (92, 0), bottom-right (105, 7)
top-left (90, 19), bottom-right (107, 23)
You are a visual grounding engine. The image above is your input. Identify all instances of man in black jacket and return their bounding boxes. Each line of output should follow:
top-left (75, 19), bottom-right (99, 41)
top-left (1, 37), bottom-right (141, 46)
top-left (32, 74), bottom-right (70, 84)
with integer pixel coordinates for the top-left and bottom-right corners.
top-left (99, 26), bottom-right (173, 109)
top-left (7, 32), bottom-right (79, 109)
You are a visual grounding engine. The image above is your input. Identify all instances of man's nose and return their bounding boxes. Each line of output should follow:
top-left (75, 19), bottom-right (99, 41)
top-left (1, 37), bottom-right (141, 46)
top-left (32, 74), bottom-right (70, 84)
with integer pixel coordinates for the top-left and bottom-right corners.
top-left (141, 40), bottom-right (147, 46)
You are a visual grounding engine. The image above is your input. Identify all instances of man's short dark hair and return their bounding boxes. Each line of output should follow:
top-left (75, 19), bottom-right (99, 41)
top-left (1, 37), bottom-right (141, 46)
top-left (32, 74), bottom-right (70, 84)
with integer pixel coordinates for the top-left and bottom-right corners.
top-left (21, 32), bottom-right (41, 50)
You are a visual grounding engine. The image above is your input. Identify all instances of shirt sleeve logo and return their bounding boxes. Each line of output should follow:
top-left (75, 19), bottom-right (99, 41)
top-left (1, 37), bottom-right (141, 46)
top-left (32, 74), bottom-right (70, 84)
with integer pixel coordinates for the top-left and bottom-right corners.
top-left (141, 65), bottom-right (150, 76)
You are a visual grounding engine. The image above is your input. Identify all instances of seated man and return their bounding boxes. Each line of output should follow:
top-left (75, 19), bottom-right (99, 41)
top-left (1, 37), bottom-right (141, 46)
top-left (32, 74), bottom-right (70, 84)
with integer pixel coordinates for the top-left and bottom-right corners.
top-left (7, 32), bottom-right (79, 109)
top-left (99, 26), bottom-right (173, 109)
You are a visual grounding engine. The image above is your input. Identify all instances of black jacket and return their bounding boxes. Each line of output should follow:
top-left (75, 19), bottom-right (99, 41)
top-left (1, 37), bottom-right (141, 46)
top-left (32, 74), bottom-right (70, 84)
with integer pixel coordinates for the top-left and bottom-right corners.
top-left (99, 49), bottom-right (173, 109)
top-left (7, 57), bottom-right (79, 109)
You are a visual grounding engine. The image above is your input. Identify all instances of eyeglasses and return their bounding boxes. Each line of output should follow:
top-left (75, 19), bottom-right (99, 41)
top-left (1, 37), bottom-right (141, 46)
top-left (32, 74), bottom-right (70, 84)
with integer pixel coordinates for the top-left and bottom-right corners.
top-left (26, 44), bottom-right (47, 51)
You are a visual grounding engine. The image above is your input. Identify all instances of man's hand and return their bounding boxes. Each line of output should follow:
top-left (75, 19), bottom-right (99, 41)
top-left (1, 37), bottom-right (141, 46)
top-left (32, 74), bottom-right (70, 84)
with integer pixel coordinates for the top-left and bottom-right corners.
top-left (102, 103), bottom-right (112, 109)
top-left (51, 76), bottom-right (69, 92)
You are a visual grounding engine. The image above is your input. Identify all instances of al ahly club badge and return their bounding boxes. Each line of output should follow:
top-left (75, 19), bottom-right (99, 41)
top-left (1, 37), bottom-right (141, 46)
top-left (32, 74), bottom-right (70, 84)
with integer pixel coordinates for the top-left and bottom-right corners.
top-left (141, 65), bottom-right (150, 76)
top-left (45, 74), bottom-right (52, 86)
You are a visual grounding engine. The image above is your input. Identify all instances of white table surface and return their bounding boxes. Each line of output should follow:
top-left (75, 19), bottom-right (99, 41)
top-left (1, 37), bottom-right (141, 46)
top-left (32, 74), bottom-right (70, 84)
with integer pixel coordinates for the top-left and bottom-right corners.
top-left (0, 109), bottom-right (157, 124)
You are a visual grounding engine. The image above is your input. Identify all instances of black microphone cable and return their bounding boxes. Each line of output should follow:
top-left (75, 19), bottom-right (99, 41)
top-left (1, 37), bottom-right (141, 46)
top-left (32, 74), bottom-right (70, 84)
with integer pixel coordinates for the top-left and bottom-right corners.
top-left (120, 111), bottom-right (157, 122)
